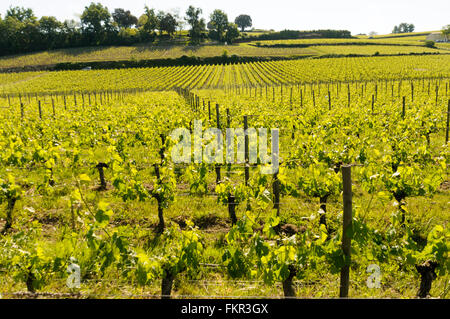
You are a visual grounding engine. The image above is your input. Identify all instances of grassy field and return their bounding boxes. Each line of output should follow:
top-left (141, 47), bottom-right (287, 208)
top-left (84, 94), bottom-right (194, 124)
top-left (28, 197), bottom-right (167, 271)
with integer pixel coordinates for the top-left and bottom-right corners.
top-left (0, 44), bottom-right (315, 70)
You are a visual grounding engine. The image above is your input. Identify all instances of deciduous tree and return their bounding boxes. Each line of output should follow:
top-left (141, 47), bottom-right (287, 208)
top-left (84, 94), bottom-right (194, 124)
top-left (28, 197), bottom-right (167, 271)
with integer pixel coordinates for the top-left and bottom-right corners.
top-left (6, 6), bottom-right (36, 22)
top-left (225, 23), bottom-right (240, 44)
top-left (185, 6), bottom-right (206, 44)
top-left (139, 6), bottom-right (158, 40)
top-left (112, 8), bottom-right (138, 29)
top-left (80, 2), bottom-right (111, 34)
top-left (235, 14), bottom-right (252, 32)
top-left (208, 10), bottom-right (229, 42)
top-left (158, 12), bottom-right (177, 37)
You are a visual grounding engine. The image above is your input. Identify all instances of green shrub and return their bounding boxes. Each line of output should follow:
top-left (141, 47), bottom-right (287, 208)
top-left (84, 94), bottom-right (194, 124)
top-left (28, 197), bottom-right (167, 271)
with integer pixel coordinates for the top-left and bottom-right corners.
top-left (424, 41), bottom-right (436, 48)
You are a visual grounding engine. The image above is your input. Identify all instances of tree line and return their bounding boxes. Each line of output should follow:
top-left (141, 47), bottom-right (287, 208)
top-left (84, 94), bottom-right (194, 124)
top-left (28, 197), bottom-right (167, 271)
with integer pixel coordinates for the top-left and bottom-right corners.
top-left (392, 23), bottom-right (415, 34)
top-left (0, 3), bottom-right (254, 56)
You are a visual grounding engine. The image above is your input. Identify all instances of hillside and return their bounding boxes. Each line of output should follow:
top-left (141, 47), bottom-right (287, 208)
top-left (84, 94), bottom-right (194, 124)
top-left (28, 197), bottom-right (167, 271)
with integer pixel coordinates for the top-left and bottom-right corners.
top-left (0, 31), bottom-right (448, 72)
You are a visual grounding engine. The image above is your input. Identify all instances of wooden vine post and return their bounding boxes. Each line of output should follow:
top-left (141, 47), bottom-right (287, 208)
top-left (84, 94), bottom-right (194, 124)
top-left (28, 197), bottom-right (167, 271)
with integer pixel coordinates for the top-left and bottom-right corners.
top-left (340, 165), bottom-right (353, 298)
top-left (38, 101), bottom-right (42, 119)
top-left (300, 89), bottom-right (303, 107)
top-left (446, 99), bottom-right (450, 144)
top-left (347, 85), bottom-right (351, 108)
top-left (371, 94), bottom-right (375, 114)
top-left (328, 91), bottom-right (332, 110)
top-left (312, 90), bottom-right (316, 108)
top-left (436, 85), bottom-right (439, 106)
top-left (208, 101), bottom-right (211, 122)
top-left (244, 115), bottom-right (252, 211)
top-left (226, 108), bottom-right (231, 177)
top-left (402, 96), bottom-right (406, 119)
top-left (244, 115), bottom-right (249, 186)
top-left (273, 173), bottom-right (281, 216)
top-left (290, 87), bottom-right (293, 110)
top-left (215, 104), bottom-right (221, 184)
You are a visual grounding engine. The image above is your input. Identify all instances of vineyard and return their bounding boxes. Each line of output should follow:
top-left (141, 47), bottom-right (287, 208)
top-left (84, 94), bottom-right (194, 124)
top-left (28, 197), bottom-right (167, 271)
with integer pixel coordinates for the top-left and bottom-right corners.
top-left (1, 55), bottom-right (450, 94)
top-left (0, 54), bottom-right (449, 299)
top-left (0, 31), bottom-right (449, 71)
